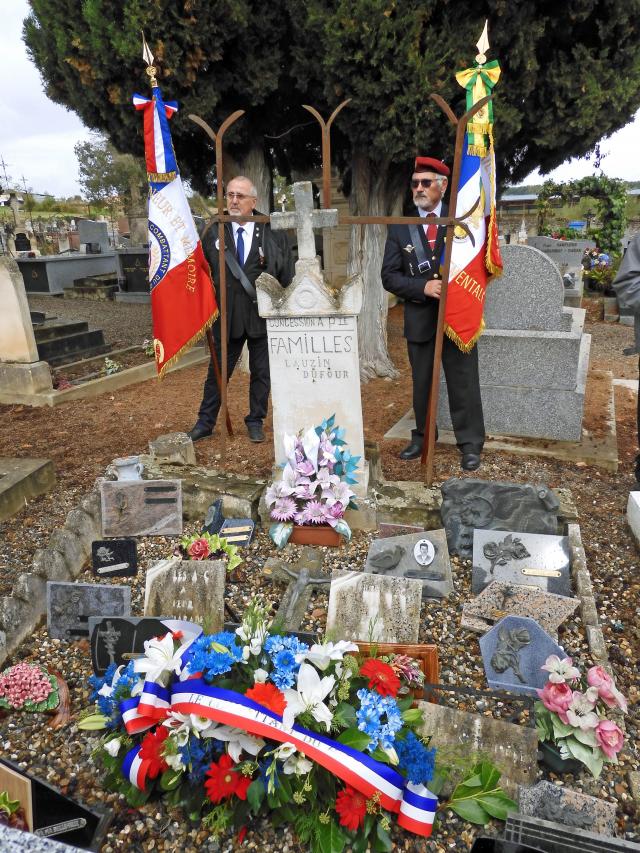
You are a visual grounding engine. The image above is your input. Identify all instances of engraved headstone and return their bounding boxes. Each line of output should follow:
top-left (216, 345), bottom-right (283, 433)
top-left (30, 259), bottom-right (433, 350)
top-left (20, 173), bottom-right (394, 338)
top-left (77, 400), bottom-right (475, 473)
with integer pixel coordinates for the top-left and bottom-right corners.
top-left (143, 557), bottom-right (225, 629)
top-left (46, 582), bottom-right (130, 640)
top-left (326, 570), bottom-right (422, 643)
top-left (262, 547), bottom-right (331, 631)
top-left (440, 478), bottom-right (561, 558)
top-left (100, 479), bottom-right (183, 537)
top-left (364, 529), bottom-right (452, 599)
top-left (91, 539), bottom-right (137, 578)
top-left (220, 517), bottom-right (255, 547)
top-left (89, 616), bottom-right (167, 675)
top-left (461, 581), bottom-right (579, 636)
top-left (472, 530), bottom-right (572, 596)
top-left (518, 781), bottom-right (617, 836)
top-left (479, 615), bottom-right (564, 696)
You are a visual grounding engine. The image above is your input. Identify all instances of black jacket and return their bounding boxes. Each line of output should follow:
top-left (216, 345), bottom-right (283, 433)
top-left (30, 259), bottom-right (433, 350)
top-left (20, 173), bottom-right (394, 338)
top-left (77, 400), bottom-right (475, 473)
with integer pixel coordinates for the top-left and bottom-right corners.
top-left (201, 213), bottom-right (294, 339)
top-left (381, 205), bottom-right (447, 343)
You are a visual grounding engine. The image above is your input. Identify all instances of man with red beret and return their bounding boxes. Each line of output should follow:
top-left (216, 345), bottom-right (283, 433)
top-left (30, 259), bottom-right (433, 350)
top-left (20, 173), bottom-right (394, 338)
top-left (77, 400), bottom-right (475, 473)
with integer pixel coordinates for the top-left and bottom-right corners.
top-left (381, 156), bottom-right (484, 471)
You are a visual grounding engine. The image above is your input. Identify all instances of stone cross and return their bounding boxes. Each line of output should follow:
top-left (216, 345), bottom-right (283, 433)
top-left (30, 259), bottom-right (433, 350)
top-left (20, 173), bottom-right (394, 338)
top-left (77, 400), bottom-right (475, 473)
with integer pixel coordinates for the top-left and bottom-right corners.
top-left (261, 546), bottom-right (330, 631)
top-left (270, 182), bottom-right (338, 261)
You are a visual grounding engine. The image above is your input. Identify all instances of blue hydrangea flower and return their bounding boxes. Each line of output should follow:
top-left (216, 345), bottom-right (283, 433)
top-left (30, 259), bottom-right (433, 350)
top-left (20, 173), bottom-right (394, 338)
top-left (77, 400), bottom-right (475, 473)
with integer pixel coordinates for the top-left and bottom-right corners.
top-left (356, 688), bottom-right (403, 751)
top-left (264, 635), bottom-right (308, 691)
top-left (186, 632), bottom-right (244, 682)
top-left (396, 732), bottom-right (436, 785)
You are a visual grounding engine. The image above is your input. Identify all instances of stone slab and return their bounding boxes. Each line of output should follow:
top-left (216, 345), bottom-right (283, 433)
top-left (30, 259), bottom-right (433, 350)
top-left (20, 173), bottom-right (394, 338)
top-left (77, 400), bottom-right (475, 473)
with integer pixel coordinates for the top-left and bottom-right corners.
top-left (0, 256), bottom-right (39, 362)
top-left (91, 538), bottom-right (138, 579)
top-left (479, 615), bottom-right (565, 696)
top-left (17, 254), bottom-right (117, 295)
top-left (518, 780), bottom-right (617, 835)
top-left (373, 481), bottom-right (442, 529)
top-left (0, 825), bottom-right (81, 852)
top-left (416, 701), bottom-right (538, 798)
top-left (461, 581), bottom-right (579, 636)
top-left (627, 491), bottom-right (640, 548)
top-left (472, 530), bottom-right (572, 597)
top-left (504, 813), bottom-right (640, 853)
top-left (326, 569), bottom-right (423, 643)
top-left (364, 528), bottom-right (452, 599)
top-left (143, 557), bottom-right (225, 628)
top-left (148, 432), bottom-right (196, 466)
top-left (0, 458), bottom-right (56, 522)
top-left (46, 581), bottom-right (131, 640)
top-left (100, 479), bottom-right (183, 537)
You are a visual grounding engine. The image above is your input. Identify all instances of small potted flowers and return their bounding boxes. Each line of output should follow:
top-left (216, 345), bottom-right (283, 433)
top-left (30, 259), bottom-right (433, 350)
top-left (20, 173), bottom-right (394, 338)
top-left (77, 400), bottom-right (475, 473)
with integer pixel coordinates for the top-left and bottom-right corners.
top-left (177, 531), bottom-right (242, 573)
top-left (0, 662), bottom-right (59, 714)
top-left (534, 654), bottom-right (627, 777)
top-left (265, 415), bottom-right (360, 548)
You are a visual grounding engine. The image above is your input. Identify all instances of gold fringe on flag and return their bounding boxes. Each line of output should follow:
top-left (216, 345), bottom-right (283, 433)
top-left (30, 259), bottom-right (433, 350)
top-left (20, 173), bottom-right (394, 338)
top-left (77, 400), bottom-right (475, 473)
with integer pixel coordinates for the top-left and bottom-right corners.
top-left (484, 127), bottom-right (503, 279)
top-left (444, 318), bottom-right (485, 353)
top-left (157, 310), bottom-right (218, 379)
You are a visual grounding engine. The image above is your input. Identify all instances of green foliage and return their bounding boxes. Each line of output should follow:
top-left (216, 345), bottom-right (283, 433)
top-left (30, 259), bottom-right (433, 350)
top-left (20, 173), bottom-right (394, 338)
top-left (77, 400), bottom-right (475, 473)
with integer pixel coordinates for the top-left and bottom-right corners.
top-left (441, 761), bottom-right (517, 825)
top-left (538, 176), bottom-right (627, 253)
top-left (75, 133), bottom-right (145, 207)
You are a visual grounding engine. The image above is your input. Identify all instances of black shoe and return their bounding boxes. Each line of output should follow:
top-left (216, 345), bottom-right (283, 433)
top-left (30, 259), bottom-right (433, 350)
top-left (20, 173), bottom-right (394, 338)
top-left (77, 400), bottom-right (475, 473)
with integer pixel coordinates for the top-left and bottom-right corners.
top-left (461, 452), bottom-right (481, 471)
top-left (399, 441), bottom-right (423, 460)
top-left (247, 423), bottom-right (265, 443)
top-left (187, 424), bottom-right (213, 442)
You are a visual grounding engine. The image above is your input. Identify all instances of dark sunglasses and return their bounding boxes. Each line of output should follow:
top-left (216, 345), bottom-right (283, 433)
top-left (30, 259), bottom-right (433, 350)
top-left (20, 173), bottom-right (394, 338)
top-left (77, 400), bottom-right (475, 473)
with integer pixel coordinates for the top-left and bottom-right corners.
top-left (411, 178), bottom-right (441, 189)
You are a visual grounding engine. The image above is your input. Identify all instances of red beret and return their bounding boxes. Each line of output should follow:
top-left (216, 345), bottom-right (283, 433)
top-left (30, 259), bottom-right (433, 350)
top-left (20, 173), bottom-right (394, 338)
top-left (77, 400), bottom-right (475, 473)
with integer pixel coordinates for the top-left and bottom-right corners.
top-left (414, 156), bottom-right (450, 176)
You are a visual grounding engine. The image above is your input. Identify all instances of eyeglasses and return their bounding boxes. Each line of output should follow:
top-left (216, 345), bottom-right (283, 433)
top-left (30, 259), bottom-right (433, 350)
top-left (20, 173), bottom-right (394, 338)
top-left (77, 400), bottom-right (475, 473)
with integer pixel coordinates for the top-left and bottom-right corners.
top-left (411, 178), bottom-right (442, 189)
top-left (226, 192), bottom-right (254, 201)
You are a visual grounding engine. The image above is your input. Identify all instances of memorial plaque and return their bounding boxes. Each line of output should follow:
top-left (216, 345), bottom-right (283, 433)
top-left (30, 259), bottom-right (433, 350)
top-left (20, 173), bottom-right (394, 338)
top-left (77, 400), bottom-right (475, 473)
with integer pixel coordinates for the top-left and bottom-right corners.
top-left (472, 530), bottom-right (572, 596)
top-left (364, 528), bottom-right (452, 599)
top-left (100, 479), bottom-right (183, 537)
top-left (144, 557), bottom-right (225, 629)
top-left (461, 581), bottom-right (579, 636)
top-left (220, 517), bottom-right (255, 547)
top-left (518, 781), bottom-right (617, 836)
top-left (46, 582), bottom-right (131, 640)
top-left (89, 616), bottom-right (168, 675)
top-left (479, 615), bottom-right (565, 696)
top-left (202, 498), bottom-right (225, 535)
top-left (326, 570), bottom-right (422, 643)
top-left (91, 539), bottom-right (137, 578)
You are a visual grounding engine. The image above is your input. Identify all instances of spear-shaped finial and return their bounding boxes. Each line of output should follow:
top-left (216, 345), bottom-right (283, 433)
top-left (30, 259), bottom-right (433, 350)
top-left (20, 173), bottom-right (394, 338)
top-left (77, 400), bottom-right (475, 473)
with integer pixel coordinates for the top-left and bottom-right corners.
top-left (141, 31), bottom-right (157, 87)
top-left (475, 20), bottom-right (490, 64)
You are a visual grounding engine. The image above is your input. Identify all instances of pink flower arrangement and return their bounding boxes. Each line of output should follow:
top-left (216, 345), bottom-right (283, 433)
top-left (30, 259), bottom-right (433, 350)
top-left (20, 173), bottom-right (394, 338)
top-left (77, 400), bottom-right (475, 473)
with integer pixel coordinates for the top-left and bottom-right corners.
top-left (0, 662), bottom-right (57, 711)
top-left (535, 654), bottom-right (627, 777)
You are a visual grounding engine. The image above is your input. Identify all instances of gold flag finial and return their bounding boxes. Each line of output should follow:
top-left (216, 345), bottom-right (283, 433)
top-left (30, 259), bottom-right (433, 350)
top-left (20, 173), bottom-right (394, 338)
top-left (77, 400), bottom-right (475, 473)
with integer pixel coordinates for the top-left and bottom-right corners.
top-left (475, 20), bottom-right (490, 64)
top-left (141, 31), bottom-right (157, 87)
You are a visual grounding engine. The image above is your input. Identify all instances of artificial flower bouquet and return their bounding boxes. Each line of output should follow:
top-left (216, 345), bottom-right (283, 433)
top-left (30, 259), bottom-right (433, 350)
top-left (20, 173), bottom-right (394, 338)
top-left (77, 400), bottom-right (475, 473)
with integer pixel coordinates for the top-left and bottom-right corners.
top-left (81, 600), bottom-right (439, 851)
top-left (534, 654), bottom-right (627, 777)
top-left (266, 415), bottom-right (360, 548)
top-left (0, 662), bottom-right (59, 713)
top-left (177, 531), bottom-right (242, 573)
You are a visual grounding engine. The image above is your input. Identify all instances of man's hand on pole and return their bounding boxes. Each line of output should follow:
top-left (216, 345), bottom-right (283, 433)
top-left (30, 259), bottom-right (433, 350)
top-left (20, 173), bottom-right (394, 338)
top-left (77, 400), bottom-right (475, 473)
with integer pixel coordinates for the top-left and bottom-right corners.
top-left (424, 278), bottom-right (442, 299)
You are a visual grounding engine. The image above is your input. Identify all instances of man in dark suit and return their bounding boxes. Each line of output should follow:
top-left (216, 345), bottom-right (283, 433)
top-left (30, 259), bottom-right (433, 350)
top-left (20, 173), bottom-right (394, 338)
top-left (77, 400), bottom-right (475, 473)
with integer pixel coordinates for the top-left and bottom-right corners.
top-left (188, 176), bottom-right (294, 443)
top-left (381, 156), bottom-right (484, 471)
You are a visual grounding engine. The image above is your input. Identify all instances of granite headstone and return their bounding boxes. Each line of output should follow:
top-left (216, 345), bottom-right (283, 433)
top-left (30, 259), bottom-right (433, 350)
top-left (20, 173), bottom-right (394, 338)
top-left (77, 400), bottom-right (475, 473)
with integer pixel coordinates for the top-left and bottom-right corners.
top-left (518, 781), bottom-right (617, 836)
top-left (100, 479), bottom-right (183, 537)
top-left (479, 615), bottom-right (564, 696)
top-left (364, 528), bottom-right (452, 599)
top-left (461, 581), bottom-right (579, 636)
top-left (91, 539), bottom-right (137, 579)
top-left (202, 498), bottom-right (225, 535)
top-left (472, 530), bottom-right (572, 596)
top-left (143, 557), bottom-right (225, 629)
top-left (46, 582), bottom-right (131, 640)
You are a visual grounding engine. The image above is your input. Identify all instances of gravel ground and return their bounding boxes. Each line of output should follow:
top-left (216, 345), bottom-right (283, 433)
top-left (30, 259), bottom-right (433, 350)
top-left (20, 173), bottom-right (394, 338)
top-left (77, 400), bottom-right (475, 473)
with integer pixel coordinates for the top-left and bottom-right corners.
top-left (1, 297), bottom-right (639, 851)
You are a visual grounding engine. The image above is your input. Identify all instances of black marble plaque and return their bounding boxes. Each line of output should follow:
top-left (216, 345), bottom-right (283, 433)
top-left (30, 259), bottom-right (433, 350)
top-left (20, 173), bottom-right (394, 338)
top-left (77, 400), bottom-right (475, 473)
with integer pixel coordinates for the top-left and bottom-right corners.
top-left (91, 539), bottom-right (138, 578)
top-left (202, 498), bottom-right (224, 535)
top-left (220, 517), bottom-right (255, 547)
top-left (89, 616), bottom-right (169, 675)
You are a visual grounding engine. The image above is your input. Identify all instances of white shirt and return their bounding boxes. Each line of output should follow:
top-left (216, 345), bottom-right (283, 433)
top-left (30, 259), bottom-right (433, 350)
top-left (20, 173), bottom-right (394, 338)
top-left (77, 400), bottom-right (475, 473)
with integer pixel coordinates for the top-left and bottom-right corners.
top-left (232, 220), bottom-right (255, 253)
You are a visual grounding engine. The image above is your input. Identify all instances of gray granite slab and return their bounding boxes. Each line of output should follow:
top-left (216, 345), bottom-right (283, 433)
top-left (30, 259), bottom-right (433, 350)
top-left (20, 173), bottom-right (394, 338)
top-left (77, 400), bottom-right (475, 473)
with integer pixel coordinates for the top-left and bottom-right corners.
top-left (100, 479), bottom-right (183, 537)
top-left (46, 581), bottom-right (131, 640)
top-left (472, 529), bottom-right (572, 596)
top-left (518, 781), bottom-right (617, 836)
top-left (143, 557), bottom-right (225, 629)
top-left (364, 528), bottom-right (452, 599)
top-left (326, 569), bottom-right (422, 643)
top-left (479, 615), bottom-right (564, 696)
top-left (0, 825), bottom-right (81, 851)
top-left (461, 581), bottom-right (579, 636)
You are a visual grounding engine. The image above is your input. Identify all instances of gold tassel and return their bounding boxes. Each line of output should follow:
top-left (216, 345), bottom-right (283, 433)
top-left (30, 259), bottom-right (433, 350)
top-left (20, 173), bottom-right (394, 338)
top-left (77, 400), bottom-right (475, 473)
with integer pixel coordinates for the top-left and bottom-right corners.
top-left (156, 310), bottom-right (218, 379)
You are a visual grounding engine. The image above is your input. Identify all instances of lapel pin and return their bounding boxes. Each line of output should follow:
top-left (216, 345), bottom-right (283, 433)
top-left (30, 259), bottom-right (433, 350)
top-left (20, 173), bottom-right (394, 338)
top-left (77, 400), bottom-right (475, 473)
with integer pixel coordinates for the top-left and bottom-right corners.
top-left (403, 244), bottom-right (414, 253)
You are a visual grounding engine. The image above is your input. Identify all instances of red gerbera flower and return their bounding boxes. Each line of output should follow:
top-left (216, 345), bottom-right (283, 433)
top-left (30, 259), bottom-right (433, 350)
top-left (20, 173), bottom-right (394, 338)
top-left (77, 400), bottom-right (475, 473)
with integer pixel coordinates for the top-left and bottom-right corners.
top-left (245, 682), bottom-right (287, 715)
top-left (139, 726), bottom-right (170, 779)
top-left (335, 786), bottom-right (367, 832)
top-left (205, 754), bottom-right (241, 803)
top-left (359, 658), bottom-right (401, 697)
top-left (235, 774), bottom-right (252, 801)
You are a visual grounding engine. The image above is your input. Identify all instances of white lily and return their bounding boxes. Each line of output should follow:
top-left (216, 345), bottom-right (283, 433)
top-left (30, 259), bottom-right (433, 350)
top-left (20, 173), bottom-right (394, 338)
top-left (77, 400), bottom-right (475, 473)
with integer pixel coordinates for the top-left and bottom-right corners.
top-left (299, 640), bottom-right (359, 671)
top-left (165, 751), bottom-right (186, 772)
top-left (104, 737), bottom-right (122, 757)
top-left (283, 663), bottom-right (335, 731)
top-left (253, 668), bottom-right (269, 683)
top-left (301, 427), bottom-right (320, 473)
top-left (283, 752), bottom-right (314, 776)
top-left (206, 724), bottom-right (265, 763)
top-left (133, 632), bottom-right (185, 685)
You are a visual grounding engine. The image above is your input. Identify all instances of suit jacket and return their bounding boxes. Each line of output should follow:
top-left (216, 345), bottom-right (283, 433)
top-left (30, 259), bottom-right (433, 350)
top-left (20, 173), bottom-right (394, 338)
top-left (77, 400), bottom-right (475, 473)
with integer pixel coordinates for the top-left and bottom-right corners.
top-left (381, 205), bottom-right (447, 343)
top-left (201, 213), bottom-right (295, 339)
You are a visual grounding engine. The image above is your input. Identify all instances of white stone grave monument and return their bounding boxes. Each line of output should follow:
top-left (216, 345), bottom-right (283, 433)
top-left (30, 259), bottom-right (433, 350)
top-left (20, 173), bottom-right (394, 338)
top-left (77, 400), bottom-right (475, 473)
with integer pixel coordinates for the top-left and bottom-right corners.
top-left (256, 182), bottom-right (369, 496)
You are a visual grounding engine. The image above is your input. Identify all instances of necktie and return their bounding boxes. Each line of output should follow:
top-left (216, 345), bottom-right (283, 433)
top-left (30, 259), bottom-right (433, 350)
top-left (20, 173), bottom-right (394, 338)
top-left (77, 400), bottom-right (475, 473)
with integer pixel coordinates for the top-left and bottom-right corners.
top-left (236, 226), bottom-right (245, 267)
top-left (425, 213), bottom-right (437, 250)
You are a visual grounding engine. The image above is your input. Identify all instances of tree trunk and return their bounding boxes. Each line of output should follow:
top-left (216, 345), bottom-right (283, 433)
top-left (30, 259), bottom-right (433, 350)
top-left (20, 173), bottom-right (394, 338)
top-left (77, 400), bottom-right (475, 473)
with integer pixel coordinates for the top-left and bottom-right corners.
top-left (348, 153), bottom-right (404, 382)
top-left (237, 144), bottom-right (271, 213)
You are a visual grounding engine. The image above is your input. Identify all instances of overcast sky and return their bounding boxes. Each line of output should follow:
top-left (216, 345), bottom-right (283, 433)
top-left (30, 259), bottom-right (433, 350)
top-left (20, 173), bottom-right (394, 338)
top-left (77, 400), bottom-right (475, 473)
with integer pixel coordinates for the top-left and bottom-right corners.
top-left (1, 0), bottom-right (639, 198)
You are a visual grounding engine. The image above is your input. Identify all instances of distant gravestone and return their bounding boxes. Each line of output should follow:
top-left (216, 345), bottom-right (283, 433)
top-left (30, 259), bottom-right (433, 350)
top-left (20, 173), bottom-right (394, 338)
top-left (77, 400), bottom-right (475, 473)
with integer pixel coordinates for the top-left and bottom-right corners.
top-left (143, 557), bottom-right (225, 629)
top-left (527, 235), bottom-right (591, 272)
top-left (46, 581), bottom-right (131, 640)
top-left (326, 570), bottom-right (422, 643)
top-left (78, 219), bottom-right (109, 253)
top-left (91, 538), bottom-right (137, 578)
top-left (461, 581), bottom-right (579, 636)
top-left (100, 479), bottom-right (182, 537)
top-left (472, 530), bottom-right (572, 596)
top-left (479, 615), bottom-right (564, 696)
top-left (518, 781), bottom-right (617, 836)
top-left (364, 528), bottom-right (452, 599)
top-left (440, 478), bottom-right (561, 558)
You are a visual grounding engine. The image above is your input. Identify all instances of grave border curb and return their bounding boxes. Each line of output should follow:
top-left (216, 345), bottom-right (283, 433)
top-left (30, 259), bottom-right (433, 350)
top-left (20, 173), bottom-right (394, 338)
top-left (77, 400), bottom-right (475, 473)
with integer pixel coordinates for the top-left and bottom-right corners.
top-left (567, 522), bottom-right (610, 668)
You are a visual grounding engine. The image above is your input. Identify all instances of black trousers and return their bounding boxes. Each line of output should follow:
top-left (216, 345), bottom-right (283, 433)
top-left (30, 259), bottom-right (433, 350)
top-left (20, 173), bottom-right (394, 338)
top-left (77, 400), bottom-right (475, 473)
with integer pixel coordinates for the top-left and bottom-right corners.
top-left (407, 335), bottom-right (485, 452)
top-left (196, 332), bottom-right (270, 431)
